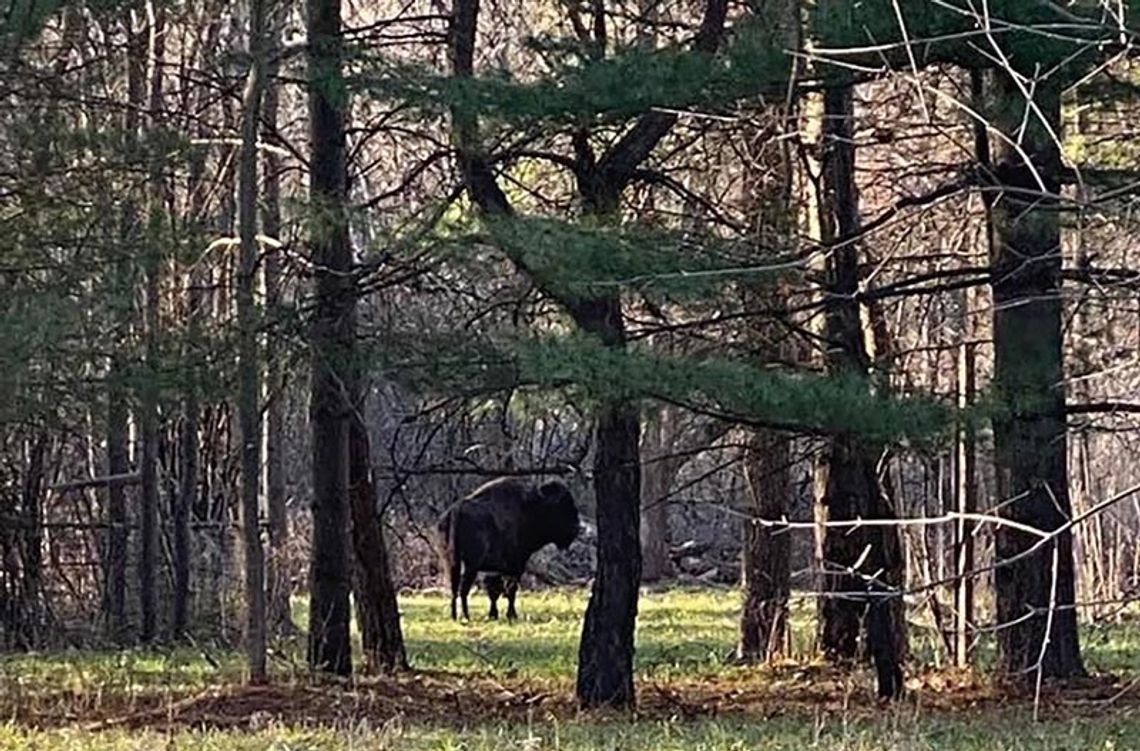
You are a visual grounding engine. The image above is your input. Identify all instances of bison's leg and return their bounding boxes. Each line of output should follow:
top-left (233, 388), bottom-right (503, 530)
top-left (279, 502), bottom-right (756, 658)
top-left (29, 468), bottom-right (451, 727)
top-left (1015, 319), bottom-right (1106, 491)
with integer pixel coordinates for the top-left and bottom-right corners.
top-left (504, 577), bottom-right (520, 622)
top-left (485, 574), bottom-right (503, 620)
top-left (459, 567), bottom-right (478, 621)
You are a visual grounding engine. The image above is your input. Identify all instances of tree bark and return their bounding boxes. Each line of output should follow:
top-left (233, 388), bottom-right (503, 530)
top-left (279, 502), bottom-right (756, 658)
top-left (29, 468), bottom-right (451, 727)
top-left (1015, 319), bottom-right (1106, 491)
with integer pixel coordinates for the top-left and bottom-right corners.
top-left (575, 390), bottom-right (641, 708)
top-left (349, 415), bottom-right (408, 674)
top-left (638, 408), bottom-right (673, 583)
top-left (238, 0), bottom-right (269, 683)
top-left (306, 0), bottom-right (353, 677)
top-left (738, 430), bottom-right (790, 662)
top-left (987, 75), bottom-right (1084, 679)
top-left (117, 7), bottom-right (150, 647)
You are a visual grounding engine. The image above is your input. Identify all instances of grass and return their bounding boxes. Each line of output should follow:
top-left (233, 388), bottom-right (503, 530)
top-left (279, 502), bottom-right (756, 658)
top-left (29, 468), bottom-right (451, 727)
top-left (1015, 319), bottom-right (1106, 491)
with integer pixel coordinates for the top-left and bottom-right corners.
top-left (1, 587), bottom-right (1138, 749)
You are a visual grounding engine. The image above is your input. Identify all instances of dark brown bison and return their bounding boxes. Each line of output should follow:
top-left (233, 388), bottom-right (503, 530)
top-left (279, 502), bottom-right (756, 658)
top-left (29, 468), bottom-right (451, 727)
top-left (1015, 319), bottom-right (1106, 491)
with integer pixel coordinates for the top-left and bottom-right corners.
top-left (437, 477), bottom-right (579, 621)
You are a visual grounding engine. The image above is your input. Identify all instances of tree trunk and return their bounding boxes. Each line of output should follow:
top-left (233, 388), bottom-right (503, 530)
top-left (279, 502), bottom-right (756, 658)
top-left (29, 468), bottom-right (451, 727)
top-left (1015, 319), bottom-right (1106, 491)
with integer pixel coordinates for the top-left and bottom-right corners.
top-left (174, 363), bottom-right (197, 639)
top-left (576, 383), bottom-right (641, 708)
top-left (238, 0), bottom-right (269, 683)
top-left (813, 82), bottom-right (905, 698)
top-left (138, 0), bottom-right (168, 644)
top-left (570, 189), bottom-right (643, 709)
top-left (306, 0), bottom-right (353, 677)
top-left (349, 416), bottom-right (408, 674)
top-left (262, 7), bottom-right (292, 636)
top-left (639, 408), bottom-right (672, 583)
top-left (738, 430), bottom-right (790, 662)
top-left (987, 75), bottom-right (1084, 679)
top-left (105, 364), bottom-right (130, 639)
top-left (15, 435), bottom-right (47, 648)
top-left (115, 8), bottom-right (148, 647)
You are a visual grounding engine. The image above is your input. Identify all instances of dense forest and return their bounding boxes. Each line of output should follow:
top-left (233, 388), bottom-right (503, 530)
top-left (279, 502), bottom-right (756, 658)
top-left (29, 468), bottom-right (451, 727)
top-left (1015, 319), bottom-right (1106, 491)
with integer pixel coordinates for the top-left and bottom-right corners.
top-left (3, 0), bottom-right (1140, 747)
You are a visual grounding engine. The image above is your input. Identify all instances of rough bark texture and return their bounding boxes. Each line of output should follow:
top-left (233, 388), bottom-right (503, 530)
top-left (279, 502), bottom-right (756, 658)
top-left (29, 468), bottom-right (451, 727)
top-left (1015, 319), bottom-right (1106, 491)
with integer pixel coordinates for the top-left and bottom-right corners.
top-left (738, 430), bottom-right (790, 661)
top-left (987, 76), bottom-right (1084, 679)
top-left (306, 0), bottom-right (353, 677)
top-left (638, 408), bottom-right (674, 583)
top-left (814, 83), bottom-right (905, 699)
top-left (575, 396), bottom-right (641, 707)
top-left (238, 0), bottom-right (268, 682)
top-left (349, 416), bottom-right (408, 674)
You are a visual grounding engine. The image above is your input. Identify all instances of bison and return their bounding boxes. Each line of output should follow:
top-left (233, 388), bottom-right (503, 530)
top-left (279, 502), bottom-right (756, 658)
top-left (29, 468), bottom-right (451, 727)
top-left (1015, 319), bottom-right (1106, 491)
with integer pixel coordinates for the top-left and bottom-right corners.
top-left (437, 477), bottom-right (580, 621)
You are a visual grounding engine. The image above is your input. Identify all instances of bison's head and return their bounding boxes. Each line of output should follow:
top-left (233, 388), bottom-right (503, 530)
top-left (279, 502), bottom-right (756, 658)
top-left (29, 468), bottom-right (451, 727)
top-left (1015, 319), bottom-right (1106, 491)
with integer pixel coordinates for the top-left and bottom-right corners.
top-left (538, 481), bottom-right (580, 550)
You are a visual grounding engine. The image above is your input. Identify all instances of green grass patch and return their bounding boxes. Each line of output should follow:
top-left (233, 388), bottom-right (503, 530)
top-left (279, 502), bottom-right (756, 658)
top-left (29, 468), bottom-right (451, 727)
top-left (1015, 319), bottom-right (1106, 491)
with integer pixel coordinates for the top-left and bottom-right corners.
top-left (0, 713), bottom-right (1137, 750)
top-left (0, 587), bottom-right (1137, 750)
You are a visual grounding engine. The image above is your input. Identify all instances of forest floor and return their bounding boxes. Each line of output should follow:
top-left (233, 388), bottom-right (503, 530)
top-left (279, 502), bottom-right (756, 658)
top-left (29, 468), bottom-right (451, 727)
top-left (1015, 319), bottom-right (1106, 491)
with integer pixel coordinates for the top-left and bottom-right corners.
top-left (1, 587), bottom-right (1139, 749)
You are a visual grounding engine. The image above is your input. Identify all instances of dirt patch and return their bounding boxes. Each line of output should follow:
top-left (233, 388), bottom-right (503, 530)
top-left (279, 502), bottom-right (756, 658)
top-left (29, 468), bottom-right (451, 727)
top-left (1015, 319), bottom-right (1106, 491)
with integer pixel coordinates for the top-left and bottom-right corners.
top-left (4, 666), bottom-right (1137, 732)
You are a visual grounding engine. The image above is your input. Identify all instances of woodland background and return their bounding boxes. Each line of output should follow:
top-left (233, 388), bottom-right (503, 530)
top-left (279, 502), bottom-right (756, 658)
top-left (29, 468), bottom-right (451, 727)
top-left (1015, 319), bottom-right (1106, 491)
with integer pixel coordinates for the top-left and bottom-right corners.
top-left (3, 0), bottom-right (1140, 720)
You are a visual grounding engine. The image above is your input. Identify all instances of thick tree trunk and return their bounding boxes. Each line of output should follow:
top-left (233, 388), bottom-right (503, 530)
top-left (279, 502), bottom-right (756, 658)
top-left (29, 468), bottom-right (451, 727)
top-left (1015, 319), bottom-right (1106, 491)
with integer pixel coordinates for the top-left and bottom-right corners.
top-left (738, 430), bottom-right (790, 662)
top-left (576, 381), bottom-right (641, 708)
top-left (238, 0), bottom-right (269, 682)
top-left (349, 416), bottom-right (408, 674)
top-left (306, 0), bottom-right (353, 677)
top-left (987, 76), bottom-right (1084, 679)
top-left (813, 82), bottom-right (905, 698)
